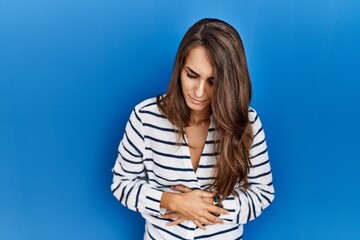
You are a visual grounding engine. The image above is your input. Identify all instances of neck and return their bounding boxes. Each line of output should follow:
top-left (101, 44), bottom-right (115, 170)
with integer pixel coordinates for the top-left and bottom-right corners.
top-left (190, 109), bottom-right (211, 125)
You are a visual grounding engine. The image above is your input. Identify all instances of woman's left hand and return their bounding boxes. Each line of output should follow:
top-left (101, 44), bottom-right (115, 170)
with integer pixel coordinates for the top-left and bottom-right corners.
top-left (162, 185), bottom-right (222, 229)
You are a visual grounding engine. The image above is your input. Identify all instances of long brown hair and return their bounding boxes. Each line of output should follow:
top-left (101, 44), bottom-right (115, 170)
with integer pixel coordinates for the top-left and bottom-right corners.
top-left (157, 18), bottom-right (253, 198)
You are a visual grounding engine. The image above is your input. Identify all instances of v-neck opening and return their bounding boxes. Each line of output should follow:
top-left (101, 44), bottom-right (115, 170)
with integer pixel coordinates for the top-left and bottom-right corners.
top-left (183, 115), bottom-right (214, 174)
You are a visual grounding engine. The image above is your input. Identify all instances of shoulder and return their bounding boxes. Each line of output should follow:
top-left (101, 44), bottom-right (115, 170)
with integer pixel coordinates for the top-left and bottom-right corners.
top-left (248, 106), bottom-right (264, 132)
top-left (133, 96), bottom-right (166, 120)
top-left (248, 106), bottom-right (260, 124)
top-left (248, 107), bottom-right (267, 139)
top-left (134, 97), bottom-right (158, 111)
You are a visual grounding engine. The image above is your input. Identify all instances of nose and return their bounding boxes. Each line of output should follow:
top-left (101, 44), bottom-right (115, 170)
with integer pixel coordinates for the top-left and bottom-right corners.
top-left (194, 80), bottom-right (205, 98)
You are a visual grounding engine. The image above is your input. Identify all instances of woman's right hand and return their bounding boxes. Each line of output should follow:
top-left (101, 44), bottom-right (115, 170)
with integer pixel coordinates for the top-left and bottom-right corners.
top-left (160, 185), bottom-right (229, 230)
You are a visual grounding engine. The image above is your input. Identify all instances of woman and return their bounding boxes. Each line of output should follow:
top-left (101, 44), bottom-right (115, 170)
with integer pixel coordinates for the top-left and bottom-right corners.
top-left (111, 18), bottom-right (274, 240)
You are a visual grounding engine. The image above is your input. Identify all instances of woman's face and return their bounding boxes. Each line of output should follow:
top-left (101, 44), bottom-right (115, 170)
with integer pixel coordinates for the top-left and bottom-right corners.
top-left (181, 45), bottom-right (214, 117)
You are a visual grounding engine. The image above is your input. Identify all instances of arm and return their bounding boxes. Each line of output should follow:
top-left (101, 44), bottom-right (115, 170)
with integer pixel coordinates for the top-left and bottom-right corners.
top-left (111, 105), bottom-right (228, 225)
top-left (160, 186), bottom-right (228, 229)
top-left (111, 107), bottom-right (164, 217)
top-left (220, 110), bottom-right (275, 224)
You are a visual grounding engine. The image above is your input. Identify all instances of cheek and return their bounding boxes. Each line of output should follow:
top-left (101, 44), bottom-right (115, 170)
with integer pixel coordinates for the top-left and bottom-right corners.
top-left (180, 74), bottom-right (191, 92)
top-left (180, 77), bottom-right (189, 97)
top-left (180, 75), bottom-right (185, 92)
top-left (207, 86), bottom-right (214, 99)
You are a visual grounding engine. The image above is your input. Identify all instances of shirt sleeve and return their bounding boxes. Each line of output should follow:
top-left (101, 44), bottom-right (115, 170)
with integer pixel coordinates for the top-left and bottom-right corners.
top-left (220, 109), bottom-right (275, 224)
top-left (111, 106), bottom-right (166, 217)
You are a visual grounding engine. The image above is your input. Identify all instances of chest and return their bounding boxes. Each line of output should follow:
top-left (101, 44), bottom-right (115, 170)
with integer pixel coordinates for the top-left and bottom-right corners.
top-left (185, 123), bottom-right (210, 171)
top-left (142, 117), bottom-right (216, 189)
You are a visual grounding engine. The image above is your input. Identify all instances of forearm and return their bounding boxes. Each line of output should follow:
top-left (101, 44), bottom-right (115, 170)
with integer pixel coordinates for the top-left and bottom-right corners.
top-left (112, 171), bottom-right (165, 216)
top-left (160, 191), bottom-right (179, 212)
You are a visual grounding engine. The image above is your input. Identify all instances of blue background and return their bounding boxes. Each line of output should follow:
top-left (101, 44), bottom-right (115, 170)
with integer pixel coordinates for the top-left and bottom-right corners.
top-left (1, 1), bottom-right (360, 239)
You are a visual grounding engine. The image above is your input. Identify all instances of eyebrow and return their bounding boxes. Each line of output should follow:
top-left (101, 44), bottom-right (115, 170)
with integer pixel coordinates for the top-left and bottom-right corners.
top-left (185, 66), bottom-right (214, 79)
top-left (185, 66), bottom-right (200, 76)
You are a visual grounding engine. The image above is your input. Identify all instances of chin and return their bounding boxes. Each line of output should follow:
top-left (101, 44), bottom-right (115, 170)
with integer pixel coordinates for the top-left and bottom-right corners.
top-left (187, 102), bottom-right (211, 112)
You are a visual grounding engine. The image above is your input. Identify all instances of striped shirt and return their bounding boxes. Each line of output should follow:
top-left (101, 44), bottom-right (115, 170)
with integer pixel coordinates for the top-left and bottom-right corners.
top-left (111, 97), bottom-right (275, 240)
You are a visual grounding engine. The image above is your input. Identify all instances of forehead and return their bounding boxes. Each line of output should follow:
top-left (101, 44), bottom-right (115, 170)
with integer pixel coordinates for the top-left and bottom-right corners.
top-left (184, 45), bottom-right (214, 77)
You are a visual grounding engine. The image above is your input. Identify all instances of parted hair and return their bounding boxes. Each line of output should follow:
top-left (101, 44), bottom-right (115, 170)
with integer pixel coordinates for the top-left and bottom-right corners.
top-left (157, 18), bottom-right (253, 198)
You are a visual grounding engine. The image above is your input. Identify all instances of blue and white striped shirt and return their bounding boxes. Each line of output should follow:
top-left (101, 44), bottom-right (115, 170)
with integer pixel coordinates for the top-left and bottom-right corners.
top-left (111, 97), bottom-right (275, 240)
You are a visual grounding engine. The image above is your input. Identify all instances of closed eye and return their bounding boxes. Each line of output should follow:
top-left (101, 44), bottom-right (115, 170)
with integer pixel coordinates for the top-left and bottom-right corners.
top-left (185, 66), bottom-right (214, 83)
top-left (185, 66), bottom-right (200, 79)
top-left (187, 73), bottom-right (198, 79)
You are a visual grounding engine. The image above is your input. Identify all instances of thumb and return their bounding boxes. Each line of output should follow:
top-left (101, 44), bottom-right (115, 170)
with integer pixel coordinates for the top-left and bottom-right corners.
top-left (199, 191), bottom-right (217, 198)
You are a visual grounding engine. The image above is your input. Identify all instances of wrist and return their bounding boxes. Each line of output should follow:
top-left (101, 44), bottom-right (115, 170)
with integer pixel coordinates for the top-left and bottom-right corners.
top-left (160, 192), bottom-right (180, 212)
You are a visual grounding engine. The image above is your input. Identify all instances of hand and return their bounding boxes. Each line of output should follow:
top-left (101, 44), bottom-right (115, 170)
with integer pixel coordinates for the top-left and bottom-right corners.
top-left (161, 185), bottom-right (228, 230)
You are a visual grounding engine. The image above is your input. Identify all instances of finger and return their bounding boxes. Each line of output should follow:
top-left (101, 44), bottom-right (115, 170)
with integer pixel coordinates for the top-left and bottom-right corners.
top-left (166, 217), bottom-right (186, 226)
top-left (194, 220), bottom-right (206, 230)
top-left (171, 185), bottom-right (192, 193)
top-left (203, 212), bottom-right (224, 224)
top-left (198, 217), bottom-right (212, 226)
top-left (162, 213), bottom-right (180, 219)
top-left (207, 205), bottom-right (229, 215)
top-left (199, 190), bottom-right (217, 198)
top-left (201, 196), bottom-right (214, 204)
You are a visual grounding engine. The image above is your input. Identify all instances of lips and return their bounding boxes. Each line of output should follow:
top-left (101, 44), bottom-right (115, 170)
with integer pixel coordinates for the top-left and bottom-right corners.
top-left (189, 95), bottom-right (207, 104)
